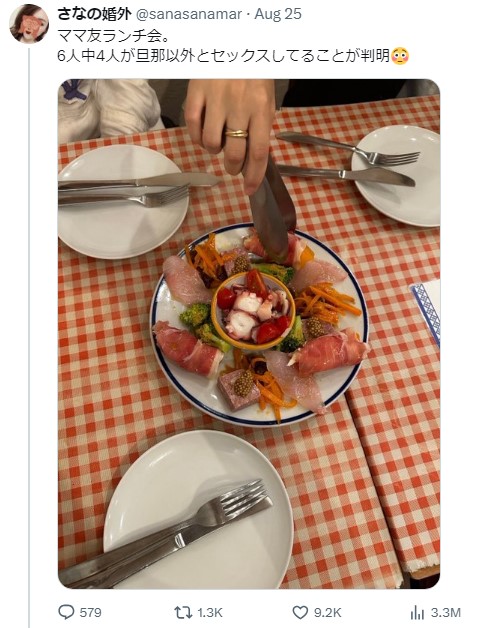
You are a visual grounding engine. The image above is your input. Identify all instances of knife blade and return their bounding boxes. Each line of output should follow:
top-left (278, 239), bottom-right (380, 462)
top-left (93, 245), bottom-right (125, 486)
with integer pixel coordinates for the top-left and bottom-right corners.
top-left (277, 164), bottom-right (415, 187)
top-left (58, 172), bottom-right (221, 192)
top-left (59, 495), bottom-right (273, 589)
top-left (263, 156), bottom-right (297, 232)
top-left (249, 156), bottom-right (296, 263)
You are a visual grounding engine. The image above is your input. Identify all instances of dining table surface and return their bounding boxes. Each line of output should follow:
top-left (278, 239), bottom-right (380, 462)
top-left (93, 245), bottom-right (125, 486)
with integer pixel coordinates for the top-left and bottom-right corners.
top-left (58, 93), bottom-right (440, 588)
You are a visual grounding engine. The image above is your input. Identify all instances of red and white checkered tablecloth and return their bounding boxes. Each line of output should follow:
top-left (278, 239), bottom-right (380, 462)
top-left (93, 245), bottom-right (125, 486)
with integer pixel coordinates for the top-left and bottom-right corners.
top-left (274, 95), bottom-right (441, 576)
top-left (59, 94), bottom-right (440, 587)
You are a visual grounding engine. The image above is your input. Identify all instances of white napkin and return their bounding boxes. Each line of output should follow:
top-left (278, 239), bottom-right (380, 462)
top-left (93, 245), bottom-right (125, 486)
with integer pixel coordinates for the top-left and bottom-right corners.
top-left (410, 279), bottom-right (440, 346)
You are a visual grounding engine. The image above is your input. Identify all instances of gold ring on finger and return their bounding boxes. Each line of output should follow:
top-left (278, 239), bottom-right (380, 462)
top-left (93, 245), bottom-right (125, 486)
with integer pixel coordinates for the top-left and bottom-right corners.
top-left (224, 128), bottom-right (249, 139)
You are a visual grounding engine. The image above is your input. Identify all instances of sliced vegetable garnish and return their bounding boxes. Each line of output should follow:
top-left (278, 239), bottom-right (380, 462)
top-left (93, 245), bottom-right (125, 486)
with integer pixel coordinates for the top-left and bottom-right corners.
top-left (295, 282), bottom-right (362, 325)
top-left (245, 268), bottom-right (269, 301)
top-left (185, 232), bottom-right (234, 288)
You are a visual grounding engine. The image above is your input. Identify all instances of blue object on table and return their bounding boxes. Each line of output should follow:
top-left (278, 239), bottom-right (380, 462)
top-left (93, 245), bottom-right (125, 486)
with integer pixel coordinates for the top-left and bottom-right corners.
top-left (410, 281), bottom-right (440, 347)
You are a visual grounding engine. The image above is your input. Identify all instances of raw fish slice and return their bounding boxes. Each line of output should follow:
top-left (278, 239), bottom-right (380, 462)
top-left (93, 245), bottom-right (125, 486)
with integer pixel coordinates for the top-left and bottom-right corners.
top-left (264, 350), bottom-right (326, 415)
top-left (163, 256), bottom-right (213, 305)
top-left (289, 259), bottom-right (347, 294)
top-left (290, 328), bottom-right (370, 376)
top-left (153, 321), bottom-right (224, 377)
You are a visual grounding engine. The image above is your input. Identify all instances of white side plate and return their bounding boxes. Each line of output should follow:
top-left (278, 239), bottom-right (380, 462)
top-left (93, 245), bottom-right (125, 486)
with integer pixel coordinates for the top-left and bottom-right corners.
top-left (58, 145), bottom-right (189, 259)
top-left (352, 125), bottom-right (440, 227)
top-left (104, 430), bottom-right (293, 589)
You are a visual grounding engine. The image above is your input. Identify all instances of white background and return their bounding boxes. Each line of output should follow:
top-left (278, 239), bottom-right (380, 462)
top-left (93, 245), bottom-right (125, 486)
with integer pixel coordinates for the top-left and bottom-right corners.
top-left (3, 1), bottom-right (487, 626)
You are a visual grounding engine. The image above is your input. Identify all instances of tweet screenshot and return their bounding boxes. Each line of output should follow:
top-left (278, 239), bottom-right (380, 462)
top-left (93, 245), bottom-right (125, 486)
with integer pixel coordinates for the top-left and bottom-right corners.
top-left (5, 1), bottom-right (485, 626)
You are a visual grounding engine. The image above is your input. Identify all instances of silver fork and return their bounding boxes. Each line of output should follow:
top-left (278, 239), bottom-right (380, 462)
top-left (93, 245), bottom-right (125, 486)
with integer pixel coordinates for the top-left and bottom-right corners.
top-left (59, 479), bottom-right (268, 588)
top-left (276, 132), bottom-right (420, 167)
top-left (157, 478), bottom-right (267, 533)
top-left (58, 185), bottom-right (189, 208)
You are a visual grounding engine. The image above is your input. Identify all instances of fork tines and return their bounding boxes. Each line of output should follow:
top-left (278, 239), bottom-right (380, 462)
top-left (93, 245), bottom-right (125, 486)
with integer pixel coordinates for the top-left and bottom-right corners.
top-left (155, 184), bottom-right (189, 202)
top-left (220, 479), bottom-right (263, 500)
top-left (378, 152), bottom-right (421, 165)
top-left (220, 479), bottom-right (268, 518)
top-left (143, 184), bottom-right (189, 207)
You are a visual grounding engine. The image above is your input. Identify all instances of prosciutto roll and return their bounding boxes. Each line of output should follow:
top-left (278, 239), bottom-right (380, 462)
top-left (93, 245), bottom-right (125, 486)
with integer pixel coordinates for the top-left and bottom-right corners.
top-left (290, 328), bottom-right (370, 376)
top-left (153, 321), bottom-right (224, 378)
top-left (243, 229), bottom-right (310, 269)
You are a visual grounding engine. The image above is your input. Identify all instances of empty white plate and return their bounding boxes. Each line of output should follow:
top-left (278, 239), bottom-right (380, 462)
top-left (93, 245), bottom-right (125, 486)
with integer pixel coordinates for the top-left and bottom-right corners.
top-left (352, 125), bottom-right (440, 227)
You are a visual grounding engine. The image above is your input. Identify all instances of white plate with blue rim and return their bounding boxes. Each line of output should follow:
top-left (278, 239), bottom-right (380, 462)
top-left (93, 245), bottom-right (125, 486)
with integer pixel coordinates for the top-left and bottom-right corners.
top-left (104, 430), bottom-right (293, 589)
top-left (351, 125), bottom-right (440, 227)
top-left (149, 223), bottom-right (369, 427)
top-left (58, 144), bottom-right (189, 259)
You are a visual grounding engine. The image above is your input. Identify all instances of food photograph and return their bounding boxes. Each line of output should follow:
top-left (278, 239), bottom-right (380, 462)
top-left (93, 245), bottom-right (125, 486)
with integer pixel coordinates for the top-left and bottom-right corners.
top-left (58, 79), bottom-right (440, 590)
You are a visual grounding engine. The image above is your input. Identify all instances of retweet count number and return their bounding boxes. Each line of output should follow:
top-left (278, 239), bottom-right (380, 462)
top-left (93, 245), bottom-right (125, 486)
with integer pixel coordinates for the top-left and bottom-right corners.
top-left (199, 608), bottom-right (223, 618)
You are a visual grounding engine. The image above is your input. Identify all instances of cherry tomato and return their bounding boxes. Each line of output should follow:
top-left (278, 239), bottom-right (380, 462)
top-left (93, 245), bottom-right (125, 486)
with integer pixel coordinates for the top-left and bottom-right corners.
top-left (216, 287), bottom-right (236, 310)
top-left (246, 269), bottom-right (269, 301)
top-left (256, 321), bottom-right (281, 345)
top-left (274, 315), bottom-right (291, 335)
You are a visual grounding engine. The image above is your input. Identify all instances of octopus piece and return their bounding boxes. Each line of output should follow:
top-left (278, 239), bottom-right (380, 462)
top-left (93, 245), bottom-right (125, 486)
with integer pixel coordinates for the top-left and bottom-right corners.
top-left (270, 290), bottom-right (290, 316)
top-left (225, 310), bottom-right (257, 340)
top-left (256, 298), bottom-right (273, 321)
top-left (233, 291), bottom-right (263, 314)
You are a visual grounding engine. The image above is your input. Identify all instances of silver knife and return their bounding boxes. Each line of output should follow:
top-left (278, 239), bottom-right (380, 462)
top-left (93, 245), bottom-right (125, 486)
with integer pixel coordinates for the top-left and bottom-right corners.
top-left (59, 495), bottom-right (272, 589)
top-left (277, 164), bottom-right (415, 187)
top-left (263, 155), bottom-right (297, 232)
top-left (58, 172), bottom-right (221, 192)
top-left (249, 156), bottom-right (296, 263)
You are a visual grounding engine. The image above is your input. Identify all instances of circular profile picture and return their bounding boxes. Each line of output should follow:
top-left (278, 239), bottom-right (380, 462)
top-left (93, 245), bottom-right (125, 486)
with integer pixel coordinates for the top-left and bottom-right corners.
top-left (10, 4), bottom-right (49, 43)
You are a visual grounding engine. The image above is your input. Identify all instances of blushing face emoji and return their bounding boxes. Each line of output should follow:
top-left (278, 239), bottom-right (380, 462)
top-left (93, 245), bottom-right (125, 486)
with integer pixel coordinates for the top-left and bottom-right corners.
top-left (391, 47), bottom-right (409, 64)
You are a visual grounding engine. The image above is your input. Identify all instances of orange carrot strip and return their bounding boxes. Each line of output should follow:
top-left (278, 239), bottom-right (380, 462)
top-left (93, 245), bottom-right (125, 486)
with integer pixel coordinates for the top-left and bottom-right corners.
top-left (314, 311), bottom-right (340, 324)
top-left (302, 293), bottom-right (322, 316)
top-left (257, 384), bottom-right (297, 408)
top-left (195, 247), bottom-right (217, 277)
top-left (310, 286), bottom-right (362, 316)
top-left (273, 405), bottom-right (282, 422)
top-left (304, 310), bottom-right (336, 324)
top-left (314, 282), bottom-right (356, 302)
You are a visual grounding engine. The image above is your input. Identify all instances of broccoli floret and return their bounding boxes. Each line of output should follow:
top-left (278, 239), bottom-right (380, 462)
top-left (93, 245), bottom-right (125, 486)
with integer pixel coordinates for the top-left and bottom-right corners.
top-left (278, 315), bottom-right (305, 353)
top-left (251, 263), bottom-right (295, 285)
top-left (195, 322), bottom-right (232, 353)
top-left (179, 303), bottom-right (211, 329)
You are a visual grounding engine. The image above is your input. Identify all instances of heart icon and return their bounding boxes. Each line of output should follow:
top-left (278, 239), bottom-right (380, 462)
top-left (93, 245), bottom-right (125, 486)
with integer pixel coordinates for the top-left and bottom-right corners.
top-left (292, 606), bottom-right (308, 619)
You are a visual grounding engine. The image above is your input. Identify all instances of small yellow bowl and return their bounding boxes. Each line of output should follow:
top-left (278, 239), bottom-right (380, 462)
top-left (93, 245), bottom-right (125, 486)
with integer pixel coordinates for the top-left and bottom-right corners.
top-left (211, 271), bottom-right (296, 351)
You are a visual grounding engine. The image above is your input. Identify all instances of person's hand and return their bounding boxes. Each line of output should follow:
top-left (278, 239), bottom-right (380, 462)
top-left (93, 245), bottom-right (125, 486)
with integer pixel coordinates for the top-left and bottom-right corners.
top-left (184, 79), bottom-right (275, 195)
